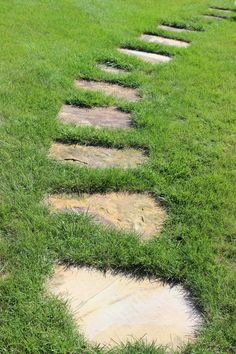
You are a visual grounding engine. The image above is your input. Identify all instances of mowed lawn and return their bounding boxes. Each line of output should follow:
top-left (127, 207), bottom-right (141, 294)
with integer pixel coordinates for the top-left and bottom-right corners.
top-left (0, 0), bottom-right (235, 353)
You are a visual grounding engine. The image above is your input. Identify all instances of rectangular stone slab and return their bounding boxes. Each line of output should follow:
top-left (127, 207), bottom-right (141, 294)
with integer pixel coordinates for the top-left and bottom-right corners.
top-left (47, 266), bottom-right (202, 349)
top-left (47, 192), bottom-right (166, 239)
top-left (58, 105), bottom-right (132, 129)
top-left (140, 34), bottom-right (190, 48)
top-left (75, 79), bottom-right (139, 102)
top-left (48, 143), bottom-right (147, 169)
top-left (158, 24), bottom-right (192, 33)
top-left (98, 64), bottom-right (127, 74)
top-left (118, 48), bottom-right (171, 64)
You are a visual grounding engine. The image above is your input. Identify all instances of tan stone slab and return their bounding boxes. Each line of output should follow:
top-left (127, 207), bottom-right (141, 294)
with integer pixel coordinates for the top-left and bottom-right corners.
top-left (98, 64), bottom-right (127, 74)
top-left (158, 24), bottom-right (192, 33)
top-left (58, 105), bottom-right (132, 129)
top-left (48, 143), bottom-right (146, 169)
top-left (209, 7), bottom-right (232, 13)
top-left (140, 34), bottom-right (189, 48)
top-left (47, 266), bottom-right (202, 349)
top-left (75, 79), bottom-right (139, 102)
top-left (203, 14), bottom-right (226, 19)
top-left (47, 192), bottom-right (166, 239)
top-left (118, 48), bottom-right (171, 64)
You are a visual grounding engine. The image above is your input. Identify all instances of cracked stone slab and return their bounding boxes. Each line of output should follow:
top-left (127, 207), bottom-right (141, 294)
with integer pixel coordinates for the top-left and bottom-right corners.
top-left (98, 64), bottom-right (127, 74)
top-left (58, 105), bottom-right (132, 129)
top-left (118, 48), bottom-right (171, 64)
top-left (47, 266), bottom-right (202, 349)
top-left (140, 34), bottom-right (190, 48)
top-left (75, 79), bottom-right (139, 102)
top-left (47, 192), bottom-right (166, 239)
top-left (158, 24), bottom-right (192, 33)
top-left (48, 143), bottom-right (147, 169)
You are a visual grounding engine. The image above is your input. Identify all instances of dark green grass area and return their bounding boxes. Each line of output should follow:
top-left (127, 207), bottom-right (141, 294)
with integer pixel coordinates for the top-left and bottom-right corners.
top-left (0, 0), bottom-right (235, 352)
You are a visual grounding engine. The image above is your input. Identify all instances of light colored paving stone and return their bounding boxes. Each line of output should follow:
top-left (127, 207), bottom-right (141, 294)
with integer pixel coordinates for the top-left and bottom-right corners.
top-left (158, 24), bottom-right (192, 33)
top-left (48, 143), bottom-right (146, 169)
top-left (140, 34), bottom-right (189, 48)
top-left (203, 14), bottom-right (226, 19)
top-left (209, 7), bottom-right (232, 13)
top-left (47, 192), bottom-right (166, 239)
top-left (118, 48), bottom-right (171, 64)
top-left (47, 266), bottom-right (202, 349)
top-left (98, 64), bottom-right (127, 74)
top-left (75, 79), bottom-right (139, 102)
top-left (58, 105), bottom-right (132, 129)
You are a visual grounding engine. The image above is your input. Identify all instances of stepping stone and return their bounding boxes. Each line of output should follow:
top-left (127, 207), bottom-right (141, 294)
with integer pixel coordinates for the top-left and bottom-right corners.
top-left (118, 48), bottom-right (171, 64)
top-left (209, 7), bottom-right (232, 13)
top-left (158, 24), bottom-right (192, 33)
top-left (98, 64), bottom-right (127, 74)
top-left (47, 192), bottom-right (166, 239)
top-left (75, 79), bottom-right (139, 102)
top-left (47, 266), bottom-right (202, 349)
top-left (48, 143), bottom-right (147, 169)
top-left (58, 105), bottom-right (132, 129)
top-left (203, 14), bottom-right (226, 19)
top-left (140, 34), bottom-right (190, 48)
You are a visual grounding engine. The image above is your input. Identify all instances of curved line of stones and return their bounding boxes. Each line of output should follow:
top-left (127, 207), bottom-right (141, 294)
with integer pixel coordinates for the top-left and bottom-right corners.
top-left (46, 4), bottom-right (233, 349)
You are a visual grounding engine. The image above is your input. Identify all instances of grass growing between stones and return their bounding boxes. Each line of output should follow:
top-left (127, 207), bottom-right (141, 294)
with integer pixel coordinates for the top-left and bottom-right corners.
top-left (0, 0), bottom-right (235, 352)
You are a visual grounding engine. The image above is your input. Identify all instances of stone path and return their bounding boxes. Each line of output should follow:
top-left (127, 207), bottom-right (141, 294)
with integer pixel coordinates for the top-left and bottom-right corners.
top-left (75, 79), bottom-right (139, 102)
top-left (47, 192), bottom-right (166, 240)
top-left (47, 266), bottom-right (202, 349)
top-left (118, 48), bottom-right (171, 64)
top-left (58, 105), bottom-right (132, 129)
top-left (43, 5), bottom-right (223, 348)
top-left (49, 143), bottom-right (146, 169)
top-left (140, 34), bottom-right (190, 48)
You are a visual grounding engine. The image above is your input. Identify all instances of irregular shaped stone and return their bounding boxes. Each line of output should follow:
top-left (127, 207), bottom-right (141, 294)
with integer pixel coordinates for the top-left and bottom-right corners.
top-left (98, 64), bottom-right (127, 74)
top-left (203, 14), bottom-right (226, 19)
top-left (58, 105), bottom-right (132, 129)
top-left (75, 79), bottom-right (139, 102)
top-left (47, 266), bottom-right (202, 349)
top-left (48, 143), bottom-right (146, 169)
top-left (118, 48), bottom-right (171, 64)
top-left (140, 34), bottom-right (190, 48)
top-left (158, 24), bottom-right (192, 33)
top-left (47, 192), bottom-right (166, 239)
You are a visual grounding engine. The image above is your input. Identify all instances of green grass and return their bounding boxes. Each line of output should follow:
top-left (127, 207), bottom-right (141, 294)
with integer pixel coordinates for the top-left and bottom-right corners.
top-left (0, 0), bottom-right (235, 352)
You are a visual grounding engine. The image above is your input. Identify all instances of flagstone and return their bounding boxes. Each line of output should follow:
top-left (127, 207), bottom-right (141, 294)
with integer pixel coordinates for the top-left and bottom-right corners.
top-left (58, 105), bottom-right (132, 129)
top-left (140, 34), bottom-right (190, 48)
top-left (158, 24), bottom-right (192, 33)
top-left (118, 48), bottom-right (171, 64)
top-left (75, 79), bottom-right (139, 102)
top-left (47, 266), bottom-right (202, 349)
top-left (47, 192), bottom-right (166, 240)
top-left (48, 143), bottom-right (146, 169)
top-left (98, 64), bottom-right (127, 74)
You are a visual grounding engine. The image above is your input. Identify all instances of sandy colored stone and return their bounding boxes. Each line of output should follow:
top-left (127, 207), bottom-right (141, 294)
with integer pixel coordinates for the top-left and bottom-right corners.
top-left (158, 24), bottom-right (192, 33)
top-left (203, 14), bottom-right (225, 19)
top-left (48, 143), bottom-right (146, 169)
top-left (58, 105), bottom-right (132, 129)
top-left (75, 79), bottom-right (139, 102)
top-left (118, 48), bottom-right (171, 64)
top-left (47, 266), bottom-right (202, 349)
top-left (140, 34), bottom-right (189, 48)
top-left (209, 7), bottom-right (232, 13)
top-left (98, 64), bottom-right (127, 74)
top-left (47, 192), bottom-right (167, 239)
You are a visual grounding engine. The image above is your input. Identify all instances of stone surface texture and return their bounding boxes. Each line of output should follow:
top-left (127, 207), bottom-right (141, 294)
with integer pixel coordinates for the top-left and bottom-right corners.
top-left (140, 34), bottom-right (189, 48)
top-left (48, 143), bottom-right (146, 169)
top-left (47, 192), bottom-right (167, 239)
top-left (98, 64), bottom-right (127, 74)
top-left (75, 79), bottom-right (139, 102)
top-left (118, 48), bottom-right (171, 64)
top-left (158, 24), bottom-right (191, 32)
top-left (58, 105), bottom-right (132, 129)
top-left (47, 266), bottom-right (202, 349)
